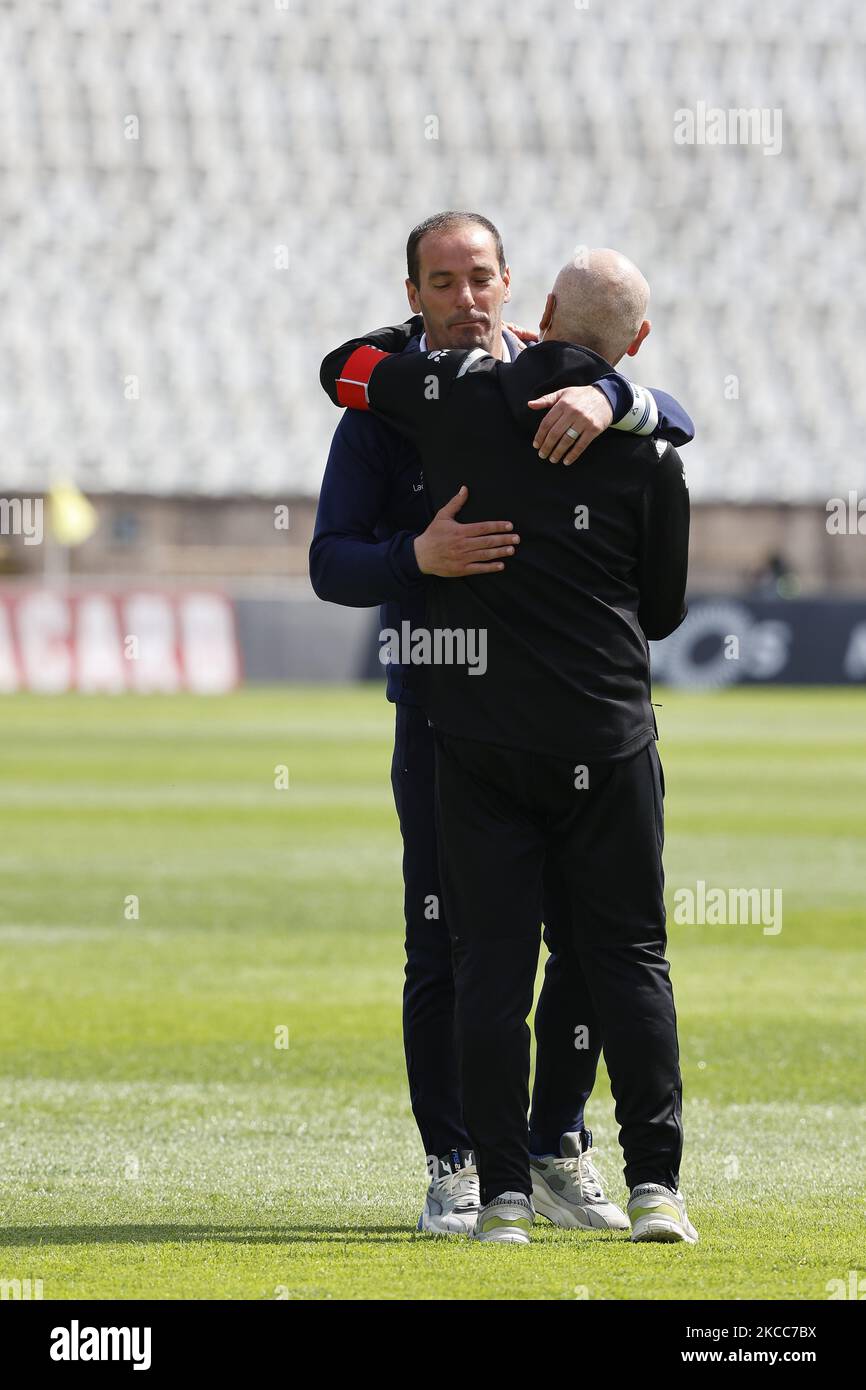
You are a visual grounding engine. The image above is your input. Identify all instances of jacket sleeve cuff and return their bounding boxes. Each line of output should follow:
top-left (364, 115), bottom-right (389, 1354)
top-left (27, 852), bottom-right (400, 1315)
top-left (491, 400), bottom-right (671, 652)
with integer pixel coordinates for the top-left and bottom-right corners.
top-left (390, 530), bottom-right (425, 586)
top-left (593, 373), bottom-right (633, 422)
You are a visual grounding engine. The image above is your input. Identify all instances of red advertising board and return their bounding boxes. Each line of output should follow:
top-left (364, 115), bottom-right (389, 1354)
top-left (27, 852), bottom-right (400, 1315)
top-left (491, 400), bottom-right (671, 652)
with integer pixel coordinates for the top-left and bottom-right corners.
top-left (0, 589), bottom-right (241, 693)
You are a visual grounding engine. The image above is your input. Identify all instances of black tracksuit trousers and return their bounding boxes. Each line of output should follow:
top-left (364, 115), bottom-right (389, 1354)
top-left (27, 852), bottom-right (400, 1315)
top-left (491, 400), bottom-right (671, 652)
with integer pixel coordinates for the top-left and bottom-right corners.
top-left (391, 702), bottom-right (604, 1159)
top-left (433, 729), bottom-right (683, 1205)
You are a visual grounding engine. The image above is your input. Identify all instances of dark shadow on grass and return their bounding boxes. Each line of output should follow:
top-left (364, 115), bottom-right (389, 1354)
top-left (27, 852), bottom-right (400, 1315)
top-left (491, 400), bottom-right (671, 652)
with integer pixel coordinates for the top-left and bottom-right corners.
top-left (0, 1224), bottom-right (420, 1247)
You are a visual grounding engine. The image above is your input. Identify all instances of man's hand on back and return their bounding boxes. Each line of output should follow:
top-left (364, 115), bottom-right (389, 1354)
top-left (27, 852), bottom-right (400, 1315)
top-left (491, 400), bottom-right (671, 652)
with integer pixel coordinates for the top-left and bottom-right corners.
top-left (528, 385), bottom-right (614, 464)
top-left (413, 486), bottom-right (520, 577)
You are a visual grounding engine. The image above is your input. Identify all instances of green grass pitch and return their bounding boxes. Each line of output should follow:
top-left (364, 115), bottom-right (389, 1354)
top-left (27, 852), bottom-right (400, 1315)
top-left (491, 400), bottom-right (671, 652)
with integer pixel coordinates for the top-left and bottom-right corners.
top-left (0, 685), bottom-right (863, 1301)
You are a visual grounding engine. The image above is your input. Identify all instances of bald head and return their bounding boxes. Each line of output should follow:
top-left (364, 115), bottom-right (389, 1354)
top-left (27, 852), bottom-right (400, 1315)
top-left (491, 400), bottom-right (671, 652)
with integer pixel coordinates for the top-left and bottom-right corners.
top-left (542, 248), bottom-right (651, 364)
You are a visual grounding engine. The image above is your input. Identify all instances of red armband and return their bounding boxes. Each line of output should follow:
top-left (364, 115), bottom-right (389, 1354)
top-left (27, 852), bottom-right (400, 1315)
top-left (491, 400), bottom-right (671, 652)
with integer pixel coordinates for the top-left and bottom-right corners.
top-left (335, 345), bottom-right (390, 410)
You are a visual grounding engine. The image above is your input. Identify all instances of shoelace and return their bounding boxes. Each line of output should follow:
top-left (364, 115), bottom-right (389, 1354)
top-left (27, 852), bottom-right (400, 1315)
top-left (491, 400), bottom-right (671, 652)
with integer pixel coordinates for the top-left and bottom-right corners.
top-left (435, 1163), bottom-right (480, 1209)
top-left (552, 1146), bottom-right (604, 1201)
top-left (578, 1146), bottom-right (606, 1200)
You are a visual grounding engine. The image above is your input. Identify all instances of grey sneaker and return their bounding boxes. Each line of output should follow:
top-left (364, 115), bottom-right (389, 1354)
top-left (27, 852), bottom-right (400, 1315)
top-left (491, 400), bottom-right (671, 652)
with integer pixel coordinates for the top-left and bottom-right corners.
top-left (530, 1130), bottom-right (630, 1230)
top-left (628, 1182), bottom-right (699, 1244)
top-left (473, 1190), bottom-right (535, 1244)
top-left (417, 1150), bottom-right (480, 1235)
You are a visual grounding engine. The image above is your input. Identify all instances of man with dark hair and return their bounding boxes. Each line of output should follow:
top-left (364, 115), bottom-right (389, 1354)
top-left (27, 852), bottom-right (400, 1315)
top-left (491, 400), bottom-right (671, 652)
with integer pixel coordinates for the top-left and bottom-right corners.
top-left (318, 246), bottom-right (696, 1247)
top-left (310, 215), bottom-right (693, 1236)
top-left (406, 211), bottom-right (507, 290)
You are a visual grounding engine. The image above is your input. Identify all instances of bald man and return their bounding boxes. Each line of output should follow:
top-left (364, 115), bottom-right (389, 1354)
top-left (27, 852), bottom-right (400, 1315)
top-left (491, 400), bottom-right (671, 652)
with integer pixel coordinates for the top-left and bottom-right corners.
top-left (547, 249), bottom-right (651, 350)
top-left (320, 247), bottom-right (697, 1248)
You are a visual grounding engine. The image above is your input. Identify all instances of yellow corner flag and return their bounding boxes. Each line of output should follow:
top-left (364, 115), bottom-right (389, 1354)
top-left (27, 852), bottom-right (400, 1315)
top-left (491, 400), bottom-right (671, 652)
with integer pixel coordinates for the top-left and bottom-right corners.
top-left (49, 480), bottom-right (99, 547)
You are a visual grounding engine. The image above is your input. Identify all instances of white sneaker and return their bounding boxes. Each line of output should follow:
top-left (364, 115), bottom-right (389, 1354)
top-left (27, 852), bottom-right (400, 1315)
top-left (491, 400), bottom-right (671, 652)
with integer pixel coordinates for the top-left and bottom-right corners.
top-left (417, 1150), bottom-right (480, 1235)
top-left (628, 1183), bottom-right (699, 1244)
top-left (474, 1190), bottom-right (535, 1244)
top-left (530, 1130), bottom-right (630, 1230)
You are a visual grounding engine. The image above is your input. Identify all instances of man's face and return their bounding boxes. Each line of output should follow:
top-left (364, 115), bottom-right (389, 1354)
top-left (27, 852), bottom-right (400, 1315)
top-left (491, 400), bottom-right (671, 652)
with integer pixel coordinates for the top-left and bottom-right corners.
top-left (406, 225), bottom-right (510, 352)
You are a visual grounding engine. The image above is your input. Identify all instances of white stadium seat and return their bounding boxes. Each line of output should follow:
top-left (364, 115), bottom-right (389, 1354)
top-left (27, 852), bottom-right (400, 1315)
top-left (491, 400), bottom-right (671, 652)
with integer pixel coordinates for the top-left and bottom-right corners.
top-left (0, 0), bottom-right (863, 500)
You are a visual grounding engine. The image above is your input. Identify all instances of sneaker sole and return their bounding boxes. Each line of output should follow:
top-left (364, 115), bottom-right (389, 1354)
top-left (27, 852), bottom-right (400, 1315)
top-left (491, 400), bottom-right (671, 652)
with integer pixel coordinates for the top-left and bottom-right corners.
top-left (475, 1229), bottom-right (531, 1245)
top-left (631, 1217), bottom-right (698, 1245)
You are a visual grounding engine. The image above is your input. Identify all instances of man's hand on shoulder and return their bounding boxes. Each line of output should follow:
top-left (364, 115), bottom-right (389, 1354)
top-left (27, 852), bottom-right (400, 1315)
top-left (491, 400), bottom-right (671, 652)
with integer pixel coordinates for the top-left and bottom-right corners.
top-left (527, 386), bottom-right (614, 464)
top-left (504, 321), bottom-right (537, 349)
top-left (413, 486), bottom-right (520, 577)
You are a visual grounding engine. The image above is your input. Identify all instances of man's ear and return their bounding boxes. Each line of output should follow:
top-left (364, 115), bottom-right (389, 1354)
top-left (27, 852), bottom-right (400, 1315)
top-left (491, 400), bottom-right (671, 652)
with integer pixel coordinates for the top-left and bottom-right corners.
top-left (539, 292), bottom-right (555, 337)
top-left (625, 319), bottom-right (651, 358)
top-left (502, 264), bottom-right (511, 304)
top-left (405, 278), bottom-right (422, 315)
